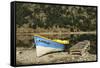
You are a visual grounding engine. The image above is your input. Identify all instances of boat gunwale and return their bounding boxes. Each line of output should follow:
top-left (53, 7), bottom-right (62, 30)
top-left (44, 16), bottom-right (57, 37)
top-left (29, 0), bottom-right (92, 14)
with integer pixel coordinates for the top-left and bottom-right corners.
top-left (33, 34), bottom-right (69, 45)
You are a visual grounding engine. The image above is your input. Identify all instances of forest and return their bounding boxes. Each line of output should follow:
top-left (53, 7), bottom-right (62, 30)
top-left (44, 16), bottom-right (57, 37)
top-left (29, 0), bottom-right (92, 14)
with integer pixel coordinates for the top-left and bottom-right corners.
top-left (16, 3), bottom-right (97, 32)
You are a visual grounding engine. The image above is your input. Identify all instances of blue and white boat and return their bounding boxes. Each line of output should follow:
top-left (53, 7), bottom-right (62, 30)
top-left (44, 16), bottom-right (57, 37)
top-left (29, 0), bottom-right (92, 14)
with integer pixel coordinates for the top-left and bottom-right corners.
top-left (33, 35), bottom-right (68, 57)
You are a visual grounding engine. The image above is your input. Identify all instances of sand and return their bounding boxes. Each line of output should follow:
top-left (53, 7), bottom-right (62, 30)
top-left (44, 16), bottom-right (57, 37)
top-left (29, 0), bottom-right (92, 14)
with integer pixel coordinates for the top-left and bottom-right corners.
top-left (16, 47), bottom-right (96, 65)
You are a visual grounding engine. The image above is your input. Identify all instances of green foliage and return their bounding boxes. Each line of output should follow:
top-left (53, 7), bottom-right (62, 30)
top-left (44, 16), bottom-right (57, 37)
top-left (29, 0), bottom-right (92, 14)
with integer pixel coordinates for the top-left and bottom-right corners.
top-left (16, 3), bottom-right (97, 31)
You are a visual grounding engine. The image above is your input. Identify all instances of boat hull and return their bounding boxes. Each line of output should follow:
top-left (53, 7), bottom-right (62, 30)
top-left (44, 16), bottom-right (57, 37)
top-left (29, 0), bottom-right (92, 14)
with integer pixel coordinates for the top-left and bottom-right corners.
top-left (33, 36), bottom-right (65, 57)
